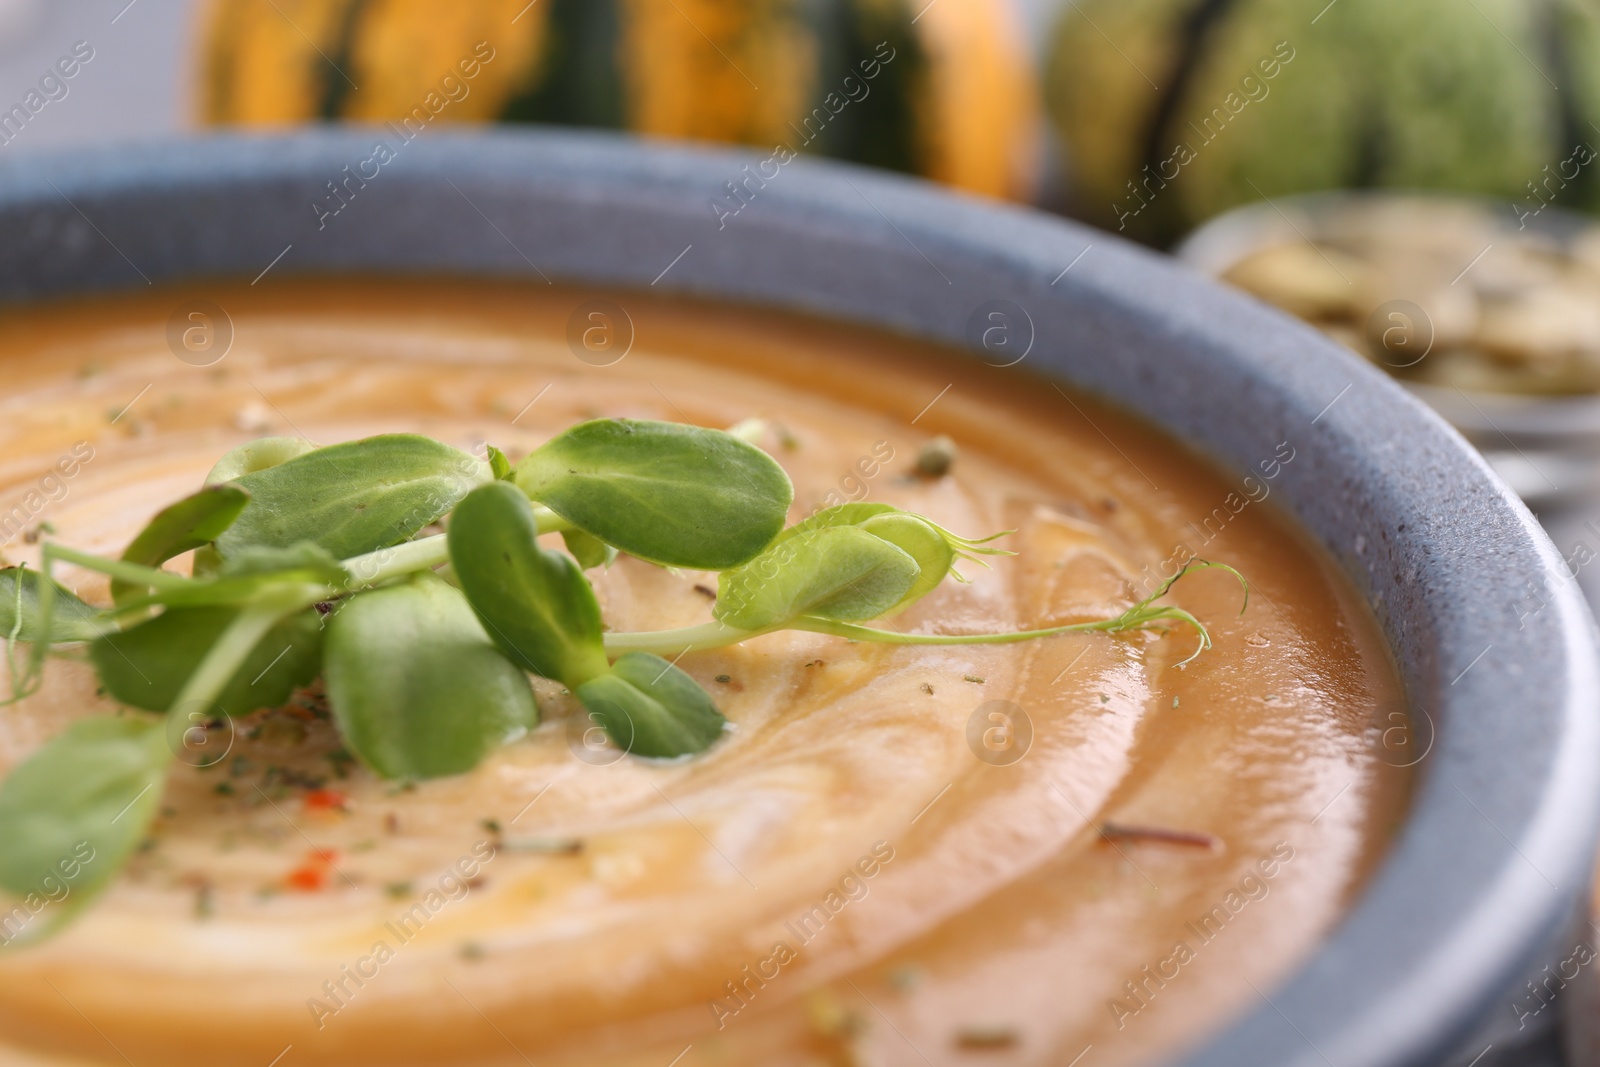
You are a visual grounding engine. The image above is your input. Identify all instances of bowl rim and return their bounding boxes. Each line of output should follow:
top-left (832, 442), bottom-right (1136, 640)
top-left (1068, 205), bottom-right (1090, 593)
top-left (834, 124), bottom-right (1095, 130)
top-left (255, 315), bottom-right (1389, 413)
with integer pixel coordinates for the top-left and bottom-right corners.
top-left (1, 129), bottom-right (1596, 1067)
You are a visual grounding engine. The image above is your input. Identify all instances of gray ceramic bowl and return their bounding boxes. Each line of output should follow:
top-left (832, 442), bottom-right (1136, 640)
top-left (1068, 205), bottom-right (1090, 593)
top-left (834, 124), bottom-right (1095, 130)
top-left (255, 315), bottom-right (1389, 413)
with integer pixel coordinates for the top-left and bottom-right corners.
top-left (0, 131), bottom-right (1596, 1067)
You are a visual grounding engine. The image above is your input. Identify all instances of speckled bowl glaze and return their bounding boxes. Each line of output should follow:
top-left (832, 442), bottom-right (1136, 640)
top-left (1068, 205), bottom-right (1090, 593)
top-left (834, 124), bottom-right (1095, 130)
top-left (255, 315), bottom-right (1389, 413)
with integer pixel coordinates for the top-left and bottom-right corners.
top-left (1, 131), bottom-right (1596, 1067)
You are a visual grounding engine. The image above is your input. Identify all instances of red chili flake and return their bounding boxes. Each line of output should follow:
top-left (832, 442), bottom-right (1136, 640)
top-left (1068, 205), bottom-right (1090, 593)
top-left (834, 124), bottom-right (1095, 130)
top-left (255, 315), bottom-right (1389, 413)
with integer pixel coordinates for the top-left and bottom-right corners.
top-left (285, 848), bottom-right (340, 892)
top-left (286, 865), bottom-right (326, 892)
top-left (303, 788), bottom-right (349, 813)
top-left (1098, 822), bottom-right (1222, 851)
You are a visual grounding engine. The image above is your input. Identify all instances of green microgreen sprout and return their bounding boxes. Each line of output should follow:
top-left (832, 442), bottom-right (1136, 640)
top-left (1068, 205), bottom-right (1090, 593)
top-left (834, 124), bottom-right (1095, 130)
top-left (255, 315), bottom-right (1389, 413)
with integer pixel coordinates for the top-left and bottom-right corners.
top-left (0, 417), bottom-right (1245, 941)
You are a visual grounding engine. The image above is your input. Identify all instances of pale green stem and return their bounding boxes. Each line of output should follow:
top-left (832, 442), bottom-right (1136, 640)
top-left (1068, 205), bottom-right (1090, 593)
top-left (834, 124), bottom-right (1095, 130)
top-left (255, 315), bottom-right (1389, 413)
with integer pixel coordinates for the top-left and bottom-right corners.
top-left (796, 617), bottom-right (1040, 645)
top-left (790, 613), bottom-right (1193, 645)
top-left (44, 545), bottom-right (193, 591)
top-left (602, 621), bottom-right (772, 656)
top-left (18, 545), bottom-right (179, 695)
top-left (26, 547), bottom-right (64, 694)
top-left (796, 610), bottom-right (1213, 667)
top-left (168, 588), bottom-right (316, 712)
top-left (599, 608), bottom-right (1209, 658)
top-left (4, 566), bottom-right (26, 703)
top-left (169, 610), bottom-right (279, 710)
top-left (529, 505), bottom-right (572, 535)
top-left (340, 506), bottom-right (573, 590)
top-left (342, 535), bottom-right (451, 590)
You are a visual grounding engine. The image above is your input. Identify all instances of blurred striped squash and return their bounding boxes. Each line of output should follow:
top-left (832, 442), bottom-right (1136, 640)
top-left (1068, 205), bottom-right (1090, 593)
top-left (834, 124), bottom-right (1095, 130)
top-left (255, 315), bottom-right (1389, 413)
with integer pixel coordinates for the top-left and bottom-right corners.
top-left (199, 0), bottom-right (1039, 200)
top-left (1044, 0), bottom-right (1600, 244)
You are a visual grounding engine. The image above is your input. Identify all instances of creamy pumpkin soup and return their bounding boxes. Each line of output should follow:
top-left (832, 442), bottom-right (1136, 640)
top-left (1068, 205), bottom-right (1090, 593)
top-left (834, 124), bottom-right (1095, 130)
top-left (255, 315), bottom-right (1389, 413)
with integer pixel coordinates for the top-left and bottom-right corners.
top-left (0, 281), bottom-right (1410, 1067)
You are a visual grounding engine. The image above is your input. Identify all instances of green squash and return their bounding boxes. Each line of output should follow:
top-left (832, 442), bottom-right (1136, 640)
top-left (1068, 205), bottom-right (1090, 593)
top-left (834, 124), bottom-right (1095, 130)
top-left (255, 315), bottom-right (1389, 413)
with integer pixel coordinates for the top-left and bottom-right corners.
top-left (1044, 0), bottom-right (1600, 244)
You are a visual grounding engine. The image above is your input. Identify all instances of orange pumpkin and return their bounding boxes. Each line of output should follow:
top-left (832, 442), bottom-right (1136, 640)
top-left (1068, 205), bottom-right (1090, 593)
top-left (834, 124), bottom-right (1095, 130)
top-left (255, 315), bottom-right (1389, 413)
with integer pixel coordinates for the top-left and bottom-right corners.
top-left (199, 0), bottom-right (1039, 200)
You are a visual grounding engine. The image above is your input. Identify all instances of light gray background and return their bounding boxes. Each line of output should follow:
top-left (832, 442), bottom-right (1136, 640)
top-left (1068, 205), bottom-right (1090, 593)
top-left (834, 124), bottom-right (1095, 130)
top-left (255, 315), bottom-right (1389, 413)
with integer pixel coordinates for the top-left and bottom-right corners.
top-left (0, 0), bottom-right (193, 157)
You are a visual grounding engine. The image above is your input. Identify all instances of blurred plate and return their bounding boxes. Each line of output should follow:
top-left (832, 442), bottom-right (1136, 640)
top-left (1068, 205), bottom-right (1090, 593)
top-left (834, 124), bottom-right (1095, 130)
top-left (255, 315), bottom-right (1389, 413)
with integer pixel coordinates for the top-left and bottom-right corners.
top-left (1178, 191), bottom-right (1600, 507)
